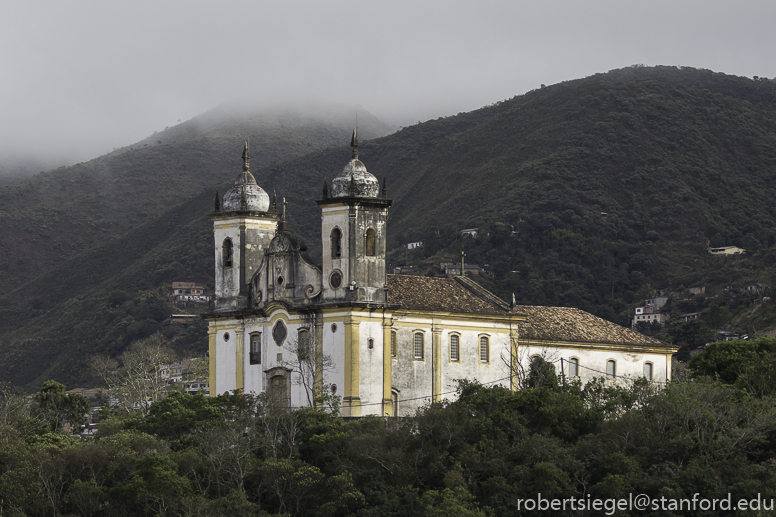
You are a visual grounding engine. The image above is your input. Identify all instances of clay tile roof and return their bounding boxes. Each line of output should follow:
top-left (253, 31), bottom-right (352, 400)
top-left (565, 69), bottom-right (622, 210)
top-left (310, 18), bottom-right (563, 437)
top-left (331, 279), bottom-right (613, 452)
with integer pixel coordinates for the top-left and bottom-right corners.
top-left (387, 275), bottom-right (671, 348)
top-left (515, 305), bottom-right (671, 348)
top-left (387, 275), bottom-right (509, 314)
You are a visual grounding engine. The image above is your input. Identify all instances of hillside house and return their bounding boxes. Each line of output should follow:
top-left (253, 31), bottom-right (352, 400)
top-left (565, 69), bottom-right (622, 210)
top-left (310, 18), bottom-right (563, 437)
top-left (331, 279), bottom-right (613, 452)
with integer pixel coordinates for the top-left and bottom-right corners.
top-left (708, 246), bottom-right (745, 255)
top-left (406, 242), bottom-right (423, 250)
top-left (633, 295), bottom-right (671, 329)
top-left (742, 281), bottom-right (766, 293)
top-left (445, 264), bottom-right (482, 276)
top-left (689, 286), bottom-right (705, 295)
top-left (171, 281), bottom-right (211, 304)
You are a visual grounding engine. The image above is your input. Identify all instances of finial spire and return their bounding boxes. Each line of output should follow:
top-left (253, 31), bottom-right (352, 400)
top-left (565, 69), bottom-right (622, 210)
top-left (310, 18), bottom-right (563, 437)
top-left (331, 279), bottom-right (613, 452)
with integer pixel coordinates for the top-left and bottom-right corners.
top-left (282, 197), bottom-right (287, 221)
top-left (242, 141), bottom-right (250, 172)
top-left (350, 128), bottom-right (358, 160)
top-left (214, 190), bottom-right (221, 212)
top-left (322, 179), bottom-right (328, 199)
top-left (382, 177), bottom-right (387, 198)
top-left (272, 190), bottom-right (277, 213)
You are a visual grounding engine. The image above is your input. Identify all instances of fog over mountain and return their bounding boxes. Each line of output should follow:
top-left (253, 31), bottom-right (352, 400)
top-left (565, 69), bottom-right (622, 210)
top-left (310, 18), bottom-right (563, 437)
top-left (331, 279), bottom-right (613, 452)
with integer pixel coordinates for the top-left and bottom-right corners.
top-left (2, 1), bottom-right (776, 178)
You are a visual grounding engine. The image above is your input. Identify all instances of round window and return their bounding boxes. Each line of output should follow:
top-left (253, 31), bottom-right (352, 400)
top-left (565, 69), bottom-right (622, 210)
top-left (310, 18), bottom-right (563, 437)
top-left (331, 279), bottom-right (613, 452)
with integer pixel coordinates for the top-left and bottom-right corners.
top-left (223, 332), bottom-right (230, 342)
top-left (330, 271), bottom-right (342, 289)
top-left (331, 323), bottom-right (338, 333)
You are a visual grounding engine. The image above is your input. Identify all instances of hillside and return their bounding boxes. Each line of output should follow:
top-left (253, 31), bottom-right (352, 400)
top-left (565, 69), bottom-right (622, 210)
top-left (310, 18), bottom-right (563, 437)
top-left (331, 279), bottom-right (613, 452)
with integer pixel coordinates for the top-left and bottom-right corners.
top-left (0, 101), bottom-right (394, 294)
top-left (3, 65), bottom-right (776, 388)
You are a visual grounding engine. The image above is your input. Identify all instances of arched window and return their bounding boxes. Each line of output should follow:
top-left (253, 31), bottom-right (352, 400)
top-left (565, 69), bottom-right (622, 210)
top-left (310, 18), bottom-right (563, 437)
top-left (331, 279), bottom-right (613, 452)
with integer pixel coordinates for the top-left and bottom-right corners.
top-left (331, 228), bottom-right (342, 259)
top-left (223, 238), bottom-right (233, 268)
top-left (297, 329), bottom-right (310, 360)
top-left (365, 228), bottom-right (376, 256)
top-left (250, 332), bottom-right (261, 365)
top-left (391, 390), bottom-right (399, 417)
top-left (568, 357), bottom-right (579, 377)
top-left (607, 360), bottom-right (616, 379)
top-left (644, 362), bottom-right (653, 381)
top-left (413, 332), bottom-right (424, 360)
top-left (479, 336), bottom-right (489, 363)
top-left (391, 331), bottom-right (396, 357)
top-left (450, 334), bottom-right (460, 361)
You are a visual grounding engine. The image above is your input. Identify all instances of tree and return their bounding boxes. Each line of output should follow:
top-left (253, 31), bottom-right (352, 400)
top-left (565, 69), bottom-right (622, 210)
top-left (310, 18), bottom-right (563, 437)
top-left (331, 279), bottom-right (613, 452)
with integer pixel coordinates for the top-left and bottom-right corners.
top-left (282, 332), bottom-right (337, 410)
top-left (32, 380), bottom-right (89, 433)
top-left (688, 338), bottom-right (776, 384)
top-left (110, 452), bottom-right (192, 516)
top-left (92, 333), bottom-right (176, 416)
top-left (526, 356), bottom-right (559, 389)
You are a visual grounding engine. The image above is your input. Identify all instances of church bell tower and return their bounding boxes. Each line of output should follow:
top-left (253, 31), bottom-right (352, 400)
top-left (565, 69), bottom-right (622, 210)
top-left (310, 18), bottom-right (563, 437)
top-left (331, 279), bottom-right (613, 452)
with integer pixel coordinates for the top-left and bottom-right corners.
top-left (317, 129), bottom-right (392, 303)
top-left (210, 143), bottom-right (279, 311)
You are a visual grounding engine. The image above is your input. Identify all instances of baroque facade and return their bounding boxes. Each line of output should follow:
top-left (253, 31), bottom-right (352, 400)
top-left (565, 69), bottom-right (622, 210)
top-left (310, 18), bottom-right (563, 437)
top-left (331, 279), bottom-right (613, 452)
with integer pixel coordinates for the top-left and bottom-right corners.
top-left (205, 133), bottom-right (677, 417)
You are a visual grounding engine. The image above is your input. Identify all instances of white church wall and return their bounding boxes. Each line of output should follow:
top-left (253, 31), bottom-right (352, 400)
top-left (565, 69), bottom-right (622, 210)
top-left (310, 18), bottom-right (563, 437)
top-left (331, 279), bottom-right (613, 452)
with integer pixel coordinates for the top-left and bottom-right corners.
top-left (358, 319), bottom-right (387, 413)
top-left (212, 322), bottom-right (238, 396)
top-left (322, 314), bottom-right (346, 401)
top-left (438, 325), bottom-right (514, 402)
top-left (241, 318), bottom-right (266, 395)
top-left (520, 345), bottom-right (671, 385)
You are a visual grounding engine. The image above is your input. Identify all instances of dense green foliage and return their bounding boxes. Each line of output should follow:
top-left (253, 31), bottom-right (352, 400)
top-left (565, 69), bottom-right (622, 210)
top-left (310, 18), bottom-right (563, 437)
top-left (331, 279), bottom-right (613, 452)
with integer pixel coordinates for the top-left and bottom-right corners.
top-left (2, 344), bottom-right (776, 516)
top-left (3, 66), bottom-right (776, 388)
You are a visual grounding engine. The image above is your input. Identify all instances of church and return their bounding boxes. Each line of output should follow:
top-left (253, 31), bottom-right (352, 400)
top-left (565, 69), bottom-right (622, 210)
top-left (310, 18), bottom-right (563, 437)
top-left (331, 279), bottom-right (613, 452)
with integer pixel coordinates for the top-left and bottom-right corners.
top-left (205, 132), bottom-right (677, 417)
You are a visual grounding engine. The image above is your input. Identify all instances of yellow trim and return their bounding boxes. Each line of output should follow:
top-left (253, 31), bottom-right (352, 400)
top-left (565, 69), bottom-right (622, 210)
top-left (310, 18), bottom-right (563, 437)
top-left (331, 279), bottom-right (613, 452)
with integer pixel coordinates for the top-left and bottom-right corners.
top-left (393, 309), bottom-right (526, 324)
top-left (383, 319), bottom-right (393, 416)
top-left (321, 206), bottom-right (349, 215)
top-left (343, 315), bottom-right (361, 416)
top-left (266, 307), bottom-right (291, 323)
top-left (432, 326), bottom-right (442, 402)
top-left (235, 330), bottom-right (244, 392)
top-left (390, 321), bottom-right (517, 333)
top-left (510, 325), bottom-right (519, 391)
top-left (208, 325), bottom-right (217, 397)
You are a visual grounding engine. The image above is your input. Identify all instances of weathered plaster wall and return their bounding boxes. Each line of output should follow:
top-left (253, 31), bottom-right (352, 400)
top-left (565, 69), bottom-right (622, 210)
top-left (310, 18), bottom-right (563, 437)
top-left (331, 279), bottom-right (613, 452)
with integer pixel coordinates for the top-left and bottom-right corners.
top-left (521, 344), bottom-right (672, 385)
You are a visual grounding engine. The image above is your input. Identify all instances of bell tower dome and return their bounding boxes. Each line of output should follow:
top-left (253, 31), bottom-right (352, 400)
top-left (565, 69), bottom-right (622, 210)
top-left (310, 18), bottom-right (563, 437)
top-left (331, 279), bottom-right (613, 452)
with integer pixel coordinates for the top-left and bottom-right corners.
top-left (317, 129), bottom-right (392, 303)
top-left (210, 142), bottom-right (279, 311)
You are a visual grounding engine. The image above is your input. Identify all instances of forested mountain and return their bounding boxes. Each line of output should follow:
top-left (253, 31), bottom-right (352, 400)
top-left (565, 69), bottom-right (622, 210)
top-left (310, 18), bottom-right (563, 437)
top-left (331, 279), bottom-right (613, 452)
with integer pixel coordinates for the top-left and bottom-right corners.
top-left (3, 65), bottom-right (776, 389)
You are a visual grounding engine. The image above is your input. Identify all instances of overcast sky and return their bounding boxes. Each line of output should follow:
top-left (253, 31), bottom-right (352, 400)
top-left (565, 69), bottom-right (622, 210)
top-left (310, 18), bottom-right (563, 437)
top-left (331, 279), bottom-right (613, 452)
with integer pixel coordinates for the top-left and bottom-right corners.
top-left (2, 0), bottom-right (776, 168)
